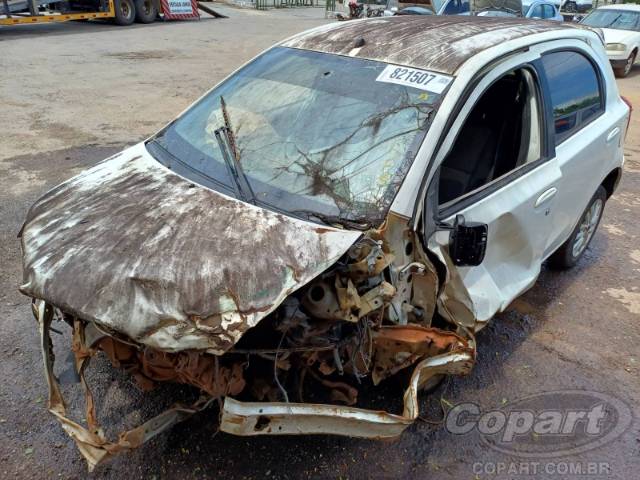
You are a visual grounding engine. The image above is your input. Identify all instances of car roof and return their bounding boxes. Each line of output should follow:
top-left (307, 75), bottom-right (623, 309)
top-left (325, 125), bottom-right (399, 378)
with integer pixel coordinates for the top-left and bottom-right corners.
top-left (598, 4), bottom-right (640, 12)
top-left (282, 16), bottom-right (587, 75)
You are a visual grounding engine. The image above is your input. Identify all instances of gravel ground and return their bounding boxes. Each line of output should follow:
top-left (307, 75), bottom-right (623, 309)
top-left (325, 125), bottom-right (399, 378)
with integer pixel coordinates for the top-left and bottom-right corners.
top-left (1, 7), bottom-right (639, 479)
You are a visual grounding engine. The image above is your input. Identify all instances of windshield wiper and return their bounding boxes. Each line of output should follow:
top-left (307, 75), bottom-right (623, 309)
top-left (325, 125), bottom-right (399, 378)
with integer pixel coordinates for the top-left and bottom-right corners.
top-left (291, 209), bottom-right (376, 231)
top-left (214, 96), bottom-right (256, 204)
top-left (214, 127), bottom-right (246, 201)
top-left (220, 96), bottom-right (240, 163)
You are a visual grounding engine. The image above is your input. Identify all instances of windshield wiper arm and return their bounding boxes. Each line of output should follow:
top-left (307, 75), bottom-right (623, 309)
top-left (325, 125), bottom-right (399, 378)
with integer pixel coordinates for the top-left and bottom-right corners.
top-left (291, 209), bottom-right (376, 231)
top-left (218, 96), bottom-right (256, 205)
top-left (220, 96), bottom-right (239, 162)
top-left (214, 127), bottom-right (246, 201)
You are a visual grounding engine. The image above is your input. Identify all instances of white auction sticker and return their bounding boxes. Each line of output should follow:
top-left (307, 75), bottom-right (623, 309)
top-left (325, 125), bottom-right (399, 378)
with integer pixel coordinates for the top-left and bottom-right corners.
top-left (376, 65), bottom-right (453, 94)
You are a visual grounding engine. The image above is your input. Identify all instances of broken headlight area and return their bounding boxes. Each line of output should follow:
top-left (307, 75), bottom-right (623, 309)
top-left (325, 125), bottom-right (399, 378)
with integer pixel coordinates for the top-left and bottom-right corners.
top-left (33, 233), bottom-right (475, 471)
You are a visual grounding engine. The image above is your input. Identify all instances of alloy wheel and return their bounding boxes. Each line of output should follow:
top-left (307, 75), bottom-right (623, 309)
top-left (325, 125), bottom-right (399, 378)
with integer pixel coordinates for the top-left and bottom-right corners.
top-left (572, 198), bottom-right (603, 258)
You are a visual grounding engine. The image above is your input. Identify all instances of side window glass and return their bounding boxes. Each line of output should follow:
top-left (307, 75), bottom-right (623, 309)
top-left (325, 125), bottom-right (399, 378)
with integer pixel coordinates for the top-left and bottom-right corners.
top-left (539, 51), bottom-right (603, 145)
top-left (438, 69), bottom-right (543, 205)
top-left (543, 4), bottom-right (554, 18)
top-left (443, 0), bottom-right (461, 15)
top-left (531, 5), bottom-right (543, 18)
top-left (460, 0), bottom-right (470, 13)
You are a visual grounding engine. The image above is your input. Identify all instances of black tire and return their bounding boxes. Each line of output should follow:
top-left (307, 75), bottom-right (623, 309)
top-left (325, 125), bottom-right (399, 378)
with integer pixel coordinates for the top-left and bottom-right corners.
top-left (134, 0), bottom-right (157, 24)
top-left (548, 186), bottom-right (607, 269)
top-left (564, 1), bottom-right (577, 13)
top-left (614, 50), bottom-right (637, 78)
top-left (114, 0), bottom-right (136, 25)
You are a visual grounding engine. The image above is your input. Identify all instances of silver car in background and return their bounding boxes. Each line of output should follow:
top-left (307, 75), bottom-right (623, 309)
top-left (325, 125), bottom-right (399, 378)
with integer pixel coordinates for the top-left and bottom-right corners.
top-left (580, 4), bottom-right (640, 77)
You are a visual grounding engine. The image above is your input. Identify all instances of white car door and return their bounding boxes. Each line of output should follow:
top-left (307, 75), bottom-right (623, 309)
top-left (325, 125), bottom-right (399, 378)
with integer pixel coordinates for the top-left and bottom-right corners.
top-left (420, 52), bottom-right (563, 327)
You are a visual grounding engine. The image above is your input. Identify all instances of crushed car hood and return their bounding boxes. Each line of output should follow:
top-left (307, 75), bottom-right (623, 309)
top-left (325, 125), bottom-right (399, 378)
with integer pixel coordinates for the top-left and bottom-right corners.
top-left (19, 143), bottom-right (361, 354)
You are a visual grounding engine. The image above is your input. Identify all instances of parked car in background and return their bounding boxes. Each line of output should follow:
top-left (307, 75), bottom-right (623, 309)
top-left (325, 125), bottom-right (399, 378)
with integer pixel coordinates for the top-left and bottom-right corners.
top-left (384, 0), bottom-right (470, 16)
top-left (523, 0), bottom-right (564, 21)
top-left (474, 0), bottom-right (560, 20)
top-left (580, 4), bottom-right (640, 77)
top-left (396, 5), bottom-right (435, 14)
top-left (474, 0), bottom-right (521, 17)
top-left (562, 0), bottom-right (592, 14)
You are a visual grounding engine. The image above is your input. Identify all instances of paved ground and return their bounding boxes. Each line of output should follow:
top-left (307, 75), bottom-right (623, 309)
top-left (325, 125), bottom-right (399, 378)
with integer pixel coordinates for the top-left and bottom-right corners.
top-left (1, 7), bottom-right (639, 479)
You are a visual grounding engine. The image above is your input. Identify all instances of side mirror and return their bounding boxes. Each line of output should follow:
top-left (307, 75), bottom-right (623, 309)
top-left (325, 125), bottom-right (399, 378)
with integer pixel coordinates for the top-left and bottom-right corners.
top-left (449, 214), bottom-right (488, 266)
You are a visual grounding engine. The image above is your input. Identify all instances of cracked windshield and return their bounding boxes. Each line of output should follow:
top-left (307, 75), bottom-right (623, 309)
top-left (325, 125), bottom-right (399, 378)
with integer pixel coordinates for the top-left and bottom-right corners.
top-left (150, 47), bottom-right (444, 226)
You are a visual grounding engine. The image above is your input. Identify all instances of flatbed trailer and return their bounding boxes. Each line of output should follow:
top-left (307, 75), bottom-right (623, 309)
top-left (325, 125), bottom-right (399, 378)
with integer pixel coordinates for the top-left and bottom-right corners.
top-left (2, 0), bottom-right (164, 26)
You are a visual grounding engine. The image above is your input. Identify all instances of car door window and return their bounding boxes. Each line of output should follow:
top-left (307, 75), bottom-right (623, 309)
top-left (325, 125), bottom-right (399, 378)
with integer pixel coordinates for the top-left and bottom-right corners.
top-left (443, 0), bottom-right (462, 15)
top-left (539, 51), bottom-right (604, 145)
top-left (542, 4), bottom-right (554, 18)
top-left (438, 68), bottom-right (543, 205)
top-left (530, 5), bottom-right (543, 18)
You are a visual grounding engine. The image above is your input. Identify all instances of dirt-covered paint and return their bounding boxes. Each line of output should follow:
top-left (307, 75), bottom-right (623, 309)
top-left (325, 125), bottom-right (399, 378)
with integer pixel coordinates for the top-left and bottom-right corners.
top-left (19, 143), bottom-right (361, 354)
top-left (283, 16), bottom-right (586, 75)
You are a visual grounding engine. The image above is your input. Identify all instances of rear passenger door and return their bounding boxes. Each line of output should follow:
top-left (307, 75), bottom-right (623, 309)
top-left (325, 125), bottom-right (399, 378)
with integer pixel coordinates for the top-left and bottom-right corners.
top-left (535, 48), bottom-right (611, 257)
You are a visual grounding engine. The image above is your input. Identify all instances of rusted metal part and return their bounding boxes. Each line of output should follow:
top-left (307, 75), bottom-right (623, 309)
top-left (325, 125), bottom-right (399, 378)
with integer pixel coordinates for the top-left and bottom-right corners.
top-left (36, 301), bottom-right (216, 472)
top-left (98, 336), bottom-right (246, 397)
top-left (358, 281), bottom-right (396, 317)
top-left (19, 145), bottom-right (360, 354)
top-left (371, 324), bottom-right (469, 385)
top-left (301, 239), bottom-right (397, 323)
top-left (283, 16), bottom-right (586, 75)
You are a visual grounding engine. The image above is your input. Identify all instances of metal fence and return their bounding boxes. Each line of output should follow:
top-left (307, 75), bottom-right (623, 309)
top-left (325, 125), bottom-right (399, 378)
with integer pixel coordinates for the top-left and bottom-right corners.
top-left (325, 0), bottom-right (336, 13)
top-left (255, 0), bottom-right (322, 10)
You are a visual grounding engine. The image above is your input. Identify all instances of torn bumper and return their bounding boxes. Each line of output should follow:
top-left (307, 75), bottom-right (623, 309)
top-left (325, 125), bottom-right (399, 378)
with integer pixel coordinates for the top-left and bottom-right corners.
top-left (36, 300), bottom-right (474, 470)
top-left (220, 350), bottom-right (474, 438)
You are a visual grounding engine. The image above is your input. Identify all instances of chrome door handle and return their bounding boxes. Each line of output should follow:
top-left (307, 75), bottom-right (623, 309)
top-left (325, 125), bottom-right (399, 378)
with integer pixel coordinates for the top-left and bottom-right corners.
top-left (606, 127), bottom-right (621, 143)
top-left (535, 187), bottom-right (557, 208)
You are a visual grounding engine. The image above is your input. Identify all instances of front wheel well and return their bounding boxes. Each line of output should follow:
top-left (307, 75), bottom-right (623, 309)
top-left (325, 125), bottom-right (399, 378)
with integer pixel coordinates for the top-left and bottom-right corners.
top-left (601, 168), bottom-right (622, 199)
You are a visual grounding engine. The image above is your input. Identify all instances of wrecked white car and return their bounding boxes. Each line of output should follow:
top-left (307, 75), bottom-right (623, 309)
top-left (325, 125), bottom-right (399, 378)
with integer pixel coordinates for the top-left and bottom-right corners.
top-left (19, 16), bottom-right (630, 470)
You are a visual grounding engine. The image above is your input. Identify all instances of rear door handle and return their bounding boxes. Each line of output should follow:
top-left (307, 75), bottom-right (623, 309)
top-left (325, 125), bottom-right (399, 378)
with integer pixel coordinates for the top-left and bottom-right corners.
top-left (535, 187), bottom-right (557, 208)
top-left (606, 127), bottom-right (621, 143)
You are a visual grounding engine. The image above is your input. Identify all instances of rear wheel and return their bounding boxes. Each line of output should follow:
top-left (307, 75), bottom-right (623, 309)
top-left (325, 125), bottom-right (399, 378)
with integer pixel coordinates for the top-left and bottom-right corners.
top-left (114, 0), bottom-right (136, 25)
top-left (548, 186), bottom-right (606, 269)
top-left (134, 0), bottom-right (158, 23)
top-left (614, 51), bottom-right (637, 78)
top-left (564, 1), bottom-right (577, 13)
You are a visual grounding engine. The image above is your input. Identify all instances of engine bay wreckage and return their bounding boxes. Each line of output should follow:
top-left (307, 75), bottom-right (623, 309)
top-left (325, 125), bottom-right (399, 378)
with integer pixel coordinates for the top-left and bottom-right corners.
top-left (18, 147), bottom-right (478, 470)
